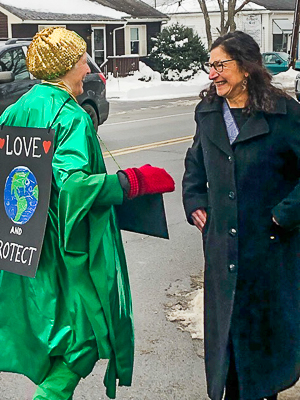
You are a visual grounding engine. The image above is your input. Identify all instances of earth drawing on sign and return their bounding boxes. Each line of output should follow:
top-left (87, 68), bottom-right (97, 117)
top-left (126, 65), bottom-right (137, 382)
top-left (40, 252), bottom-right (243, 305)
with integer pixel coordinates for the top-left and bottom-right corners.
top-left (4, 166), bottom-right (39, 225)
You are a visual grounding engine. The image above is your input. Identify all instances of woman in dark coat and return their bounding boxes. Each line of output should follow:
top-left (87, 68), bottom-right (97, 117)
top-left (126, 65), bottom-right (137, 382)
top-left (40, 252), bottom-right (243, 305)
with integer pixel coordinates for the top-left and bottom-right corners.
top-left (182, 30), bottom-right (300, 400)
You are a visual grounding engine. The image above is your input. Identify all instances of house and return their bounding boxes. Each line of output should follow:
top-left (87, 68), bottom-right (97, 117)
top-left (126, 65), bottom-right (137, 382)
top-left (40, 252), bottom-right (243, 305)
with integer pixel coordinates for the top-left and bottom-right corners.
top-left (252, 0), bottom-right (296, 52)
top-left (0, 0), bottom-right (168, 75)
top-left (157, 0), bottom-right (297, 53)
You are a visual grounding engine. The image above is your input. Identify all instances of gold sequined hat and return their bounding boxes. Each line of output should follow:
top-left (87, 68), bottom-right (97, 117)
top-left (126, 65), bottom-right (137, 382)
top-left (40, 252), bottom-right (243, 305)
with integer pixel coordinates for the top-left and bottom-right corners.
top-left (26, 27), bottom-right (87, 80)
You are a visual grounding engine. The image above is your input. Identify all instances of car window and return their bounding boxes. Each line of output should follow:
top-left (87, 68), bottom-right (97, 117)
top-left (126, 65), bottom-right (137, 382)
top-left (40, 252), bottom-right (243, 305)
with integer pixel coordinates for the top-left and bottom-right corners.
top-left (264, 54), bottom-right (279, 64)
top-left (0, 48), bottom-right (29, 80)
top-left (278, 52), bottom-right (289, 61)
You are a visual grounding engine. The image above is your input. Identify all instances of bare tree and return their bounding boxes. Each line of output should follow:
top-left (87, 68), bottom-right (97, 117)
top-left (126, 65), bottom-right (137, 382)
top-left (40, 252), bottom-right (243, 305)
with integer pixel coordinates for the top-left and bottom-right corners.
top-left (197, 0), bottom-right (252, 48)
top-left (198, 0), bottom-right (213, 50)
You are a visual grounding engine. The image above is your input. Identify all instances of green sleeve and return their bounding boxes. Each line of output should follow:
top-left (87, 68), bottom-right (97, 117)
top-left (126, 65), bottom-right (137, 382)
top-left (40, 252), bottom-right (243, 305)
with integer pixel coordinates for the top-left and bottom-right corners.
top-left (52, 115), bottom-right (123, 253)
top-left (53, 116), bottom-right (124, 207)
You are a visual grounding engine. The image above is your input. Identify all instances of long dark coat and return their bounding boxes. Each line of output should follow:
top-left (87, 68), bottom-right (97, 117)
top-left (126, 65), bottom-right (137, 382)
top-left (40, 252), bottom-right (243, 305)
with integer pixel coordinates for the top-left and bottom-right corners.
top-left (182, 95), bottom-right (300, 400)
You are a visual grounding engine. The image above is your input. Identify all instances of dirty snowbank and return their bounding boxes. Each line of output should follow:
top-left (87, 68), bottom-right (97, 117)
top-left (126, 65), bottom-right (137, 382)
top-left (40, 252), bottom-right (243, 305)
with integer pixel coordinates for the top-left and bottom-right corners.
top-left (272, 67), bottom-right (299, 94)
top-left (106, 61), bottom-right (210, 101)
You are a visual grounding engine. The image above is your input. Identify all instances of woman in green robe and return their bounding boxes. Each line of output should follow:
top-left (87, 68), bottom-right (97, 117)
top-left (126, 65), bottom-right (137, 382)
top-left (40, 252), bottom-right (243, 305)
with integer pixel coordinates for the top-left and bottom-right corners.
top-left (0, 27), bottom-right (174, 400)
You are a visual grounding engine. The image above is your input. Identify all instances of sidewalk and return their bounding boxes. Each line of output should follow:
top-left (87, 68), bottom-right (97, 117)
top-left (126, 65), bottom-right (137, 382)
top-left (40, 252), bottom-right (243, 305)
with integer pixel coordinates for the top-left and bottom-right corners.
top-left (280, 380), bottom-right (300, 399)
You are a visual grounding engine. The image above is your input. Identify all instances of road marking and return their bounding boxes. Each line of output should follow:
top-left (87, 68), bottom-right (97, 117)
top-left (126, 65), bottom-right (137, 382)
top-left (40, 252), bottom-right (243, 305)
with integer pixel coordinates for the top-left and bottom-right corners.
top-left (103, 135), bottom-right (193, 158)
top-left (104, 112), bottom-right (192, 126)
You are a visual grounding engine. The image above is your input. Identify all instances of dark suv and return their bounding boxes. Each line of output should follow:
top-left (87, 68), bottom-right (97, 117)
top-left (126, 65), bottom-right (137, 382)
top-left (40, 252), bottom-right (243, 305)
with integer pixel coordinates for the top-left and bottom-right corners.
top-left (0, 39), bottom-right (109, 130)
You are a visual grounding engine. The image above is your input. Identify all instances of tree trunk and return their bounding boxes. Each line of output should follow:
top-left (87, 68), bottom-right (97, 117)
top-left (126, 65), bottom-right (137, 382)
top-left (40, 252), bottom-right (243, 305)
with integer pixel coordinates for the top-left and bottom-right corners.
top-left (198, 0), bottom-right (252, 47)
top-left (217, 0), bottom-right (226, 35)
top-left (198, 0), bottom-right (213, 49)
top-left (226, 0), bottom-right (237, 32)
top-left (227, 0), bottom-right (252, 31)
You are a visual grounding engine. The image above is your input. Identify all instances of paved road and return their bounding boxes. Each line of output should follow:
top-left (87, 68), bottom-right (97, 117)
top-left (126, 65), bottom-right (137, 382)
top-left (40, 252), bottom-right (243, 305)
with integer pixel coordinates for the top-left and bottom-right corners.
top-left (98, 96), bottom-right (199, 154)
top-left (1, 96), bottom-right (300, 399)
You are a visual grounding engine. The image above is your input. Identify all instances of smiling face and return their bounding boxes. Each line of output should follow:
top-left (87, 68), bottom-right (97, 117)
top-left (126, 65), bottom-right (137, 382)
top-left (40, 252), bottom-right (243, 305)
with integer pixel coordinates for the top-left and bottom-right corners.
top-left (208, 46), bottom-right (249, 107)
top-left (62, 52), bottom-right (91, 97)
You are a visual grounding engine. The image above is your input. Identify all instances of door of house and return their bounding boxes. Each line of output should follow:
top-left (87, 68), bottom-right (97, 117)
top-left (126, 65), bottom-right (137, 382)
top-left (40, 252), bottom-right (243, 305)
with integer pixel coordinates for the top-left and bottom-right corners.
top-left (93, 27), bottom-right (106, 67)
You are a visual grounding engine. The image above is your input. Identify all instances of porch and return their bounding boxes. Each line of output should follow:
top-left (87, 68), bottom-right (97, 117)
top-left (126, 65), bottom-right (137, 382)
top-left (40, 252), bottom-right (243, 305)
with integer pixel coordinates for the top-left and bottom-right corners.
top-left (103, 55), bottom-right (140, 77)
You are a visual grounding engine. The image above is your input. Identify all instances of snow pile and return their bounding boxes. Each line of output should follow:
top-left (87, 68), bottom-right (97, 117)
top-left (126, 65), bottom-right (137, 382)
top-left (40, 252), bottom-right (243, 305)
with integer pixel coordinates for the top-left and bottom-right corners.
top-left (164, 62), bottom-right (205, 81)
top-left (0, 0), bottom-right (128, 19)
top-left (158, 0), bottom-right (265, 14)
top-left (136, 61), bottom-right (161, 82)
top-left (106, 62), bottom-right (298, 102)
top-left (272, 67), bottom-right (299, 93)
top-left (106, 62), bottom-right (210, 100)
top-left (167, 288), bottom-right (204, 340)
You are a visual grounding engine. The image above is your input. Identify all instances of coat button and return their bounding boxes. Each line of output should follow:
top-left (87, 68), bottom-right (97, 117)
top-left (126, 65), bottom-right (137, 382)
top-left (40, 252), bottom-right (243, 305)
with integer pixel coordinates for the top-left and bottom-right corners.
top-left (229, 264), bottom-right (237, 272)
top-left (229, 191), bottom-right (235, 200)
top-left (228, 156), bottom-right (233, 163)
top-left (229, 228), bottom-right (237, 236)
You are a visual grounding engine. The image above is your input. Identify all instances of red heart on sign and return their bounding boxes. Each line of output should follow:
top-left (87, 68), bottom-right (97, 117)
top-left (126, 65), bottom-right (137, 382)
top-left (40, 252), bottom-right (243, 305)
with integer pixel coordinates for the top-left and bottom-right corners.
top-left (43, 141), bottom-right (51, 154)
top-left (0, 138), bottom-right (5, 149)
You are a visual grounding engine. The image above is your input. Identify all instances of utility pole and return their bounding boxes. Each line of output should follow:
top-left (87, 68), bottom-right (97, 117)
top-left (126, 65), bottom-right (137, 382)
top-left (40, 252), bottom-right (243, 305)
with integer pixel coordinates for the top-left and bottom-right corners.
top-left (289, 0), bottom-right (300, 68)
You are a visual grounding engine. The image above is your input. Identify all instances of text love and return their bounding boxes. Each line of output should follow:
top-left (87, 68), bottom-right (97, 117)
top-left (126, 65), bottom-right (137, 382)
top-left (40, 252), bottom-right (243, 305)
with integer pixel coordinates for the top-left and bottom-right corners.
top-left (5, 135), bottom-right (41, 158)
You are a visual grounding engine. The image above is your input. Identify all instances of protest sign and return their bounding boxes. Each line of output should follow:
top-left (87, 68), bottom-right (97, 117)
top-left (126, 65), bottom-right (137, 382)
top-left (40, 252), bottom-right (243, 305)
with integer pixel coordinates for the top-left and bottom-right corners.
top-left (0, 125), bottom-right (54, 277)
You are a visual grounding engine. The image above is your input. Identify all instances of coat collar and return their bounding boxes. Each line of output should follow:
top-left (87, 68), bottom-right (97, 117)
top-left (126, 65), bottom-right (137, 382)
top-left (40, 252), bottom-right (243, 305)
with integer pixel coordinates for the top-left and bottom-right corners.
top-left (197, 95), bottom-right (287, 115)
top-left (196, 97), bottom-right (232, 156)
top-left (196, 96), bottom-right (287, 152)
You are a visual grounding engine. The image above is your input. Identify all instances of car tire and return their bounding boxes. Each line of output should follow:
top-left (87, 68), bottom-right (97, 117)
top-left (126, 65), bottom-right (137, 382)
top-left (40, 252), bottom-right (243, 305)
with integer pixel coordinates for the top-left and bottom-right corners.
top-left (82, 103), bottom-right (98, 131)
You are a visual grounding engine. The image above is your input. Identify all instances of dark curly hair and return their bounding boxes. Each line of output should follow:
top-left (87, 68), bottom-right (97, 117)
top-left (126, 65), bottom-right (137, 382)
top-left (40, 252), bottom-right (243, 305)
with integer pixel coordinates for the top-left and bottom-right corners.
top-left (201, 31), bottom-right (289, 114)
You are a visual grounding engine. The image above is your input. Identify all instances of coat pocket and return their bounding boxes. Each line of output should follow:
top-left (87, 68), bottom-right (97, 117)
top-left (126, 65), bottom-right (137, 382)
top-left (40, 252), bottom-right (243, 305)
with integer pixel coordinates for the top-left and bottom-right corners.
top-left (202, 207), bottom-right (211, 237)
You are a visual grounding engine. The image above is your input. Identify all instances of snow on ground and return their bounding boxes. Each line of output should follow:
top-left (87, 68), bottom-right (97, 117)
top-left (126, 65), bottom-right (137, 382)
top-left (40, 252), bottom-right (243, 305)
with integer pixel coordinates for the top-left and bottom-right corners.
top-left (106, 62), bottom-right (297, 102)
top-left (107, 62), bottom-right (210, 101)
top-left (0, 0), bottom-right (128, 19)
top-left (272, 67), bottom-right (299, 94)
top-left (167, 288), bottom-right (204, 340)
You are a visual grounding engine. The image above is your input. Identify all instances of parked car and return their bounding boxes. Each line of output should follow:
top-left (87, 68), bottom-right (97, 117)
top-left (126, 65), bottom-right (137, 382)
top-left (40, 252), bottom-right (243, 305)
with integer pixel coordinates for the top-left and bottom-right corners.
top-left (0, 39), bottom-right (109, 130)
top-left (262, 51), bottom-right (300, 75)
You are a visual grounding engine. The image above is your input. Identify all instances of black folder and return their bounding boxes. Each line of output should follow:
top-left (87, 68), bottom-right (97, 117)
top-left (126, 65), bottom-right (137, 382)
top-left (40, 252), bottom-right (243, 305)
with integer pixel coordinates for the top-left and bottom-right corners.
top-left (115, 193), bottom-right (169, 239)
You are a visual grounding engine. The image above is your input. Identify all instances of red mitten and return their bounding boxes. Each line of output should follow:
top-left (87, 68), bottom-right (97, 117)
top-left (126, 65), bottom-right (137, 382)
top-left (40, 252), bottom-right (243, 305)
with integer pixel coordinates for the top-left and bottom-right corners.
top-left (122, 164), bottom-right (175, 199)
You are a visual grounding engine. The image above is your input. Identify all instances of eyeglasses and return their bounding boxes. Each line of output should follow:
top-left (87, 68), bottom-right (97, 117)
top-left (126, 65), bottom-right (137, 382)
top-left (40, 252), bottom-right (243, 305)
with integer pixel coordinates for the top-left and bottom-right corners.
top-left (204, 59), bottom-right (235, 72)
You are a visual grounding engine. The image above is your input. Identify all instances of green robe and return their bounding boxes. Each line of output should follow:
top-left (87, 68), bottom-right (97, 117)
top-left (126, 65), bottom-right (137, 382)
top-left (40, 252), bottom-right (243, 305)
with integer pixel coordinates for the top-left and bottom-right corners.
top-left (0, 83), bottom-right (134, 399)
